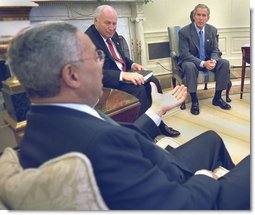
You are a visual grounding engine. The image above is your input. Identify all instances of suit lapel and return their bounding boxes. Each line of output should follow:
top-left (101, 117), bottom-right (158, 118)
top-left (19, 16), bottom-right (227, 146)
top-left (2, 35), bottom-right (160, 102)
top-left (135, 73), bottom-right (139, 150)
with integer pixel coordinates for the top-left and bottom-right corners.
top-left (204, 25), bottom-right (212, 54)
top-left (112, 34), bottom-right (126, 61)
top-left (96, 110), bottom-right (120, 126)
top-left (190, 24), bottom-right (200, 52)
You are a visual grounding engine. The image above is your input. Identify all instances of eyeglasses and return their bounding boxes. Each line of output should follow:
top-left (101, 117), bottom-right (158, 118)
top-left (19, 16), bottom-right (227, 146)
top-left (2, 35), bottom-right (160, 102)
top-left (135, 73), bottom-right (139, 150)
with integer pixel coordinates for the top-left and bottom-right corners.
top-left (94, 49), bottom-right (105, 64)
top-left (69, 49), bottom-right (105, 65)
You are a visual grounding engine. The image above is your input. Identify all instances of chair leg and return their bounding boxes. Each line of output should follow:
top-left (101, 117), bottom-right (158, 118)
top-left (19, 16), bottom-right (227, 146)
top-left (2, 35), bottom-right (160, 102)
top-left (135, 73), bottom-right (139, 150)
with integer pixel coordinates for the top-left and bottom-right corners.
top-left (204, 83), bottom-right (208, 90)
top-left (172, 77), bottom-right (177, 88)
top-left (226, 80), bottom-right (232, 103)
top-left (171, 77), bottom-right (186, 109)
top-left (180, 101), bottom-right (186, 110)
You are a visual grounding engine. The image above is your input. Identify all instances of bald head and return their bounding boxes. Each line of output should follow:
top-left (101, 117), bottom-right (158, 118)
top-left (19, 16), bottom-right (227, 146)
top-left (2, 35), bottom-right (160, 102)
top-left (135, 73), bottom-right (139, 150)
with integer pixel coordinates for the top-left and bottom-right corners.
top-left (94, 5), bottom-right (118, 39)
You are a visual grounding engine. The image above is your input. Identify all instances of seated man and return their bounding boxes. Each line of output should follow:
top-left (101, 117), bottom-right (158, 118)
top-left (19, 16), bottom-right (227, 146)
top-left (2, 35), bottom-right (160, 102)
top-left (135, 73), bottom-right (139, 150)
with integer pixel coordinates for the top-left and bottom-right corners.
top-left (8, 21), bottom-right (250, 210)
top-left (178, 4), bottom-right (231, 115)
top-left (85, 5), bottom-right (180, 137)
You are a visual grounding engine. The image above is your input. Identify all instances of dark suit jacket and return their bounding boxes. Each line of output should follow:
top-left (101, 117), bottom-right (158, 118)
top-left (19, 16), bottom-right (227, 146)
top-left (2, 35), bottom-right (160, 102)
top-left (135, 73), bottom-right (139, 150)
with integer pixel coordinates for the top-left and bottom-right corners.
top-left (178, 23), bottom-right (221, 68)
top-left (19, 105), bottom-right (221, 210)
top-left (85, 25), bottom-right (133, 88)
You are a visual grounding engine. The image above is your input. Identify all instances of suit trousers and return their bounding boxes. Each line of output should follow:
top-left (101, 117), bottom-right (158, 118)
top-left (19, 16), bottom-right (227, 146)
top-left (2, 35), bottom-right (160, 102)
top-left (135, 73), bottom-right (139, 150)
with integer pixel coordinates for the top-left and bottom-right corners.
top-left (180, 59), bottom-right (230, 93)
top-left (118, 75), bottom-right (162, 116)
top-left (170, 130), bottom-right (250, 209)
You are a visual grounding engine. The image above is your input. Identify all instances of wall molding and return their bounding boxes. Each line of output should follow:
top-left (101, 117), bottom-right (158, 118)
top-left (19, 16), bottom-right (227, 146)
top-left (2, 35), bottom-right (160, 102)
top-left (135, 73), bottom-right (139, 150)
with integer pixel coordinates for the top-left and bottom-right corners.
top-left (144, 26), bottom-right (250, 74)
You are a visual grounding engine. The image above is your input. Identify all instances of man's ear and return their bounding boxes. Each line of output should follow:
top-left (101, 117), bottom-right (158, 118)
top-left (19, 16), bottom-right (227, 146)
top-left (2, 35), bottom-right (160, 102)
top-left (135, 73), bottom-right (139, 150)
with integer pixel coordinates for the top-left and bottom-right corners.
top-left (61, 64), bottom-right (80, 88)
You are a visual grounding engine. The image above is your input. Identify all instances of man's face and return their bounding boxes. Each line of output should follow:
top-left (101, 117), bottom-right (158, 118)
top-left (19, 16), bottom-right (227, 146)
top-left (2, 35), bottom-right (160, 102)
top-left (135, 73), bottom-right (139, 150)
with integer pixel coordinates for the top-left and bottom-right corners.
top-left (94, 8), bottom-right (117, 39)
top-left (74, 32), bottom-right (104, 106)
top-left (193, 7), bottom-right (209, 29)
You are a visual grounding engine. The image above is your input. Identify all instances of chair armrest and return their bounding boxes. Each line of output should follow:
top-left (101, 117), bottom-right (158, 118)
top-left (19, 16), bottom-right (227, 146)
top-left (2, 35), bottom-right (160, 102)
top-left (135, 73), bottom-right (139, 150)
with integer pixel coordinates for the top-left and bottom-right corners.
top-left (170, 51), bottom-right (178, 60)
top-left (156, 137), bottom-right (180, 149)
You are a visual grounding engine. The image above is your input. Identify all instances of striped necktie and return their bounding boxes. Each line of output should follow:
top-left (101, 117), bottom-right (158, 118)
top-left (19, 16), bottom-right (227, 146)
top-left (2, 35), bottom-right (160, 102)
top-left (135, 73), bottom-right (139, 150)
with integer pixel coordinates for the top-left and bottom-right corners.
top-left (106, 38), bottom-right (126, 71)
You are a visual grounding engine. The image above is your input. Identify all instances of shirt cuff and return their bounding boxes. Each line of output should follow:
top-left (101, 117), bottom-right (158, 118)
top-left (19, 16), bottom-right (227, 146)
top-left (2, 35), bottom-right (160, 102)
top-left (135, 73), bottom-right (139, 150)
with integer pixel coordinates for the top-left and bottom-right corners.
top-left (145, 108), bottom-right (161, 126)
top-left (195, 170), bottom-right (214, 178)
top-left (211, 59), bottom-right (217, 64)
top-left (200, 61), bottom-right (205, 68)
top-left (131, 63), bottom-right (135, 70)
top-left (119, 71), bottom-right (123, 81)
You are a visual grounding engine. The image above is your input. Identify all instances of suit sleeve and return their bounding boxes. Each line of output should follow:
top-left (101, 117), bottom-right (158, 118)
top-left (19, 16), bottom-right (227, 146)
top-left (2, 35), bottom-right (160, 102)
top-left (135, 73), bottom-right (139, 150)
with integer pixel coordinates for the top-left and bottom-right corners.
top-left (209, 26), bottom-right (221, 61)
top-left (88, 128), bottom-right (220, 210)
top-left (102, 56), bottom-right (134, 88)
top-left (132, 113), bottom-right (161, 139)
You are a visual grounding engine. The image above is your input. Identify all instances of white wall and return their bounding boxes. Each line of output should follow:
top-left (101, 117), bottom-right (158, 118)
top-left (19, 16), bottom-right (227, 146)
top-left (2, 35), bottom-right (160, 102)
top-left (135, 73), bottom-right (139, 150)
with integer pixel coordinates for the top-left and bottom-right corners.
top-left (143, 0), bottom-right (250, 30)
top-left (142, 0), bottom-right (250, 71)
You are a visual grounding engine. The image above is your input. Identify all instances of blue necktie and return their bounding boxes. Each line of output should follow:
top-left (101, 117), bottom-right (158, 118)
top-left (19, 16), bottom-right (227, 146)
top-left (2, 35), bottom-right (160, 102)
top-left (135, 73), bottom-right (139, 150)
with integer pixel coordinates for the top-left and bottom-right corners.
top-left (199, 30), bottom-right (209, 82)
top-left (199, 30), bottom-right (205, 60)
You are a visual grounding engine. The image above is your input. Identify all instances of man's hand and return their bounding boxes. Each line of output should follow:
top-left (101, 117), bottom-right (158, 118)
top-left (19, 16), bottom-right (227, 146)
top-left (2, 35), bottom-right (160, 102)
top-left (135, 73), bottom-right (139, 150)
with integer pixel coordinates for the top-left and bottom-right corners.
top-left (122, 72), bottom-right (145, 85)
top-left (204, 60), bottom-right (216, 70)
top-left (131, 63), bottom-right (145, 71)
top-left (150, 82), bottom-right (187, 117)
top-left (122, 63), bottom-right (146, 85)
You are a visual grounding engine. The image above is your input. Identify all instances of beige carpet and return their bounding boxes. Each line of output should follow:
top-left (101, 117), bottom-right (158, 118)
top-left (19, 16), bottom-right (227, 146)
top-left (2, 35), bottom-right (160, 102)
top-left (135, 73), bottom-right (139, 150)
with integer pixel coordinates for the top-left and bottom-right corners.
top-left (157, 93), bottom-right (250, 165)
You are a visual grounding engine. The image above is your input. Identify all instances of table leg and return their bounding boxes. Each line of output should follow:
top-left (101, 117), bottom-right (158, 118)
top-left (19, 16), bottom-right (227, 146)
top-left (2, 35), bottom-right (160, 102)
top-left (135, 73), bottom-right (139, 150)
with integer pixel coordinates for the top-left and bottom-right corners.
top-left (240, 55), bottom-right (246, 99)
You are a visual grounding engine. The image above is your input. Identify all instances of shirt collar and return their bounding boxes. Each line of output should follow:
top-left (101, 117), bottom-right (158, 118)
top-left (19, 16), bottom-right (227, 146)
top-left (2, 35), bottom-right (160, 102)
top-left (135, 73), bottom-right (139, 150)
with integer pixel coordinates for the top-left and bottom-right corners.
top-left (194, 23), bottom-right (205, 34)
top-left (32, 103), bottom-right (102, 120)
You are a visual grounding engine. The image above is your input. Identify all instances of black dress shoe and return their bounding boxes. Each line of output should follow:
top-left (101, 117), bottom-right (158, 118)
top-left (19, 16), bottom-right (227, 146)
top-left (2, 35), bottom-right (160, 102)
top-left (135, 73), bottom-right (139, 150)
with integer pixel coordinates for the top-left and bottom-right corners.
top-left (190, 102), bottom-right (200, 115)
top-left (212, 98), bottom-right (231, 110)
top-left (160, 125), bottom-right (180, 137)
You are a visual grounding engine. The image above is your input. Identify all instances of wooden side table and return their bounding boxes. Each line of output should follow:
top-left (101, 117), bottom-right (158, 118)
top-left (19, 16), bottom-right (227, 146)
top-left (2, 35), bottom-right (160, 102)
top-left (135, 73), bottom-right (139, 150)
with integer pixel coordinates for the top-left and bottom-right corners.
top-left (96, 88), bottom-right (140, 123)
top-left (240, 45), bottom-right (250, 99)
top-left (2, 87), bottom-right (140, 145)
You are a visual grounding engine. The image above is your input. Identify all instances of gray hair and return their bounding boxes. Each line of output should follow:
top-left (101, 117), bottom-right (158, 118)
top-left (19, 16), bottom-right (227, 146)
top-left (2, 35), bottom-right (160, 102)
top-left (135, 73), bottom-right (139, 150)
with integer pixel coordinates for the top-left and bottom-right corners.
top-left (94, 5), bottom-right (118, 20)
top-left (193, 4), bottom-right (210, 16)
top-left (7, 21), bottom-right (84, 99)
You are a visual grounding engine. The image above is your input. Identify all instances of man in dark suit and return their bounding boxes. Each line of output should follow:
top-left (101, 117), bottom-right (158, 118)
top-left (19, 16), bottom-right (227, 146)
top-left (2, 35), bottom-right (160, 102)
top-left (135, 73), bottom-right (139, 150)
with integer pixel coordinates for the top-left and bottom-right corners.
top-left (178, 4), bottom-right (231, 115)
top-left (8, 21), bottom-right (250, 210)
top-left (85, 5), bottom-right (180, 137)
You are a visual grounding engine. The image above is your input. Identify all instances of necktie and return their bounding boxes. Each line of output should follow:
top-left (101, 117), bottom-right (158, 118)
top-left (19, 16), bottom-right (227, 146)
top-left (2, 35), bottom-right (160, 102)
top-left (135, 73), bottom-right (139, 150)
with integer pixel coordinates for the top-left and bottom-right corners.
top-left (106, 38), bottom-right (126, 71)
top-left (199, 30), bottom-right (205, 60)
top-left (199, 30), bottom-right (209, 82)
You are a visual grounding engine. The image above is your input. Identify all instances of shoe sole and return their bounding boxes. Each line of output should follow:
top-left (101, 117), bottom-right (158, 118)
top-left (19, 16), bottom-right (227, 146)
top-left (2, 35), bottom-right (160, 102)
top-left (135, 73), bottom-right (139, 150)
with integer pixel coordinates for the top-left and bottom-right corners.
top-left (212, 103), bottom-right (231, 110)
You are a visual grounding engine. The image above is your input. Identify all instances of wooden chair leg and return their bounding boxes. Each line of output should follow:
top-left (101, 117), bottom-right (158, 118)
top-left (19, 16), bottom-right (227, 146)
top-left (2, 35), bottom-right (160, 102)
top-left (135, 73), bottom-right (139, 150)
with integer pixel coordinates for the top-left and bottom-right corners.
top-left (204, 83), bottom-right (208, 90)
top-left (226, 80), bottom-right (232, 103)
top-left (180, 101), bottom-right (186, 110)
top-left (172, 77), bottom-right (177, 88)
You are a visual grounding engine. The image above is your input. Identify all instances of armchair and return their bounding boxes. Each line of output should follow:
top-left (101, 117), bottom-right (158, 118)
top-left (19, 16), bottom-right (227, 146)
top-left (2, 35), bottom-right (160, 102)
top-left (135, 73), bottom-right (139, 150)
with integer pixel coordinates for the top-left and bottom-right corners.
top-left (0, 147), bottom-right (108, 210)
top-left (167, 26), bottom-right (232, 110)
top-left (0, 135), bottom-right (177, 210)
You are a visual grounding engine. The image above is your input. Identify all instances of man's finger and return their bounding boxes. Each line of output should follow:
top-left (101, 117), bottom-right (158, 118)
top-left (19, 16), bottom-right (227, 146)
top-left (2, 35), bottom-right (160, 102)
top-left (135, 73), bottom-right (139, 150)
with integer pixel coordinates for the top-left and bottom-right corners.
top-left (150, 82), bottom-right (158, 94)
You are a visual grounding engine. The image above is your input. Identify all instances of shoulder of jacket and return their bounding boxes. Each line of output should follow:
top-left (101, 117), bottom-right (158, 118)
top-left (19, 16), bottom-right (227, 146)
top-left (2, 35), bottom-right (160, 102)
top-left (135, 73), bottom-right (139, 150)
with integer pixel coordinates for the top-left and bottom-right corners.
top-left (206, 24), bottom-right (217, 31)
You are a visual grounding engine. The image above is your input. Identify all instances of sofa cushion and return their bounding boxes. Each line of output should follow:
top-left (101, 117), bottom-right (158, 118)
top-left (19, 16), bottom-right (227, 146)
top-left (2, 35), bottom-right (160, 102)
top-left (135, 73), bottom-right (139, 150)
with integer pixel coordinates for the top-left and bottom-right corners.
top-left (0, 147), bottom-right (108, 210)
